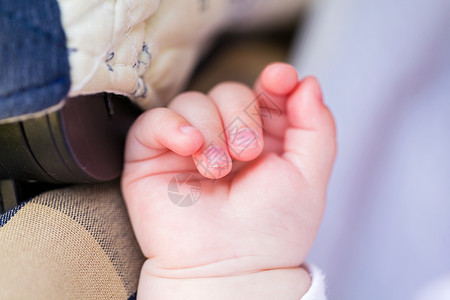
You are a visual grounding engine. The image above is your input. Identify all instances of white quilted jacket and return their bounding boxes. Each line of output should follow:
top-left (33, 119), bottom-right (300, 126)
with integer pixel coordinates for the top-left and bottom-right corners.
top-left (61, 0), bottom-right (305, 109)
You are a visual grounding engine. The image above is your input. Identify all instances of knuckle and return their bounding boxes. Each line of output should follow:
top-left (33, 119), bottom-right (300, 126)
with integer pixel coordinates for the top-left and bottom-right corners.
top-left (171, 91), bottom-right (207, 106)
top-left (209, 82), bottom-right (249, 98)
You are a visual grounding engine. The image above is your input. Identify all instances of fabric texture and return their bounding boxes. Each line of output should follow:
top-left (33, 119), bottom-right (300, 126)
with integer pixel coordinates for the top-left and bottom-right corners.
top-left (0, 181), bottom-right (144, 299)
top-left (0, 0), bottom-right (304, 123)
top-left (0, 0), bottom-right (70, 121)
top-left (60, 0), bottom-right (304, 110)
top-left (302, 264), bottom-right (327, 300)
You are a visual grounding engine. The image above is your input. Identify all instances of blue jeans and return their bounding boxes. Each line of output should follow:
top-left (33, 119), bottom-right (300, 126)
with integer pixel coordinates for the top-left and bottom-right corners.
top-left (0, 0), bottom-right (70, 121)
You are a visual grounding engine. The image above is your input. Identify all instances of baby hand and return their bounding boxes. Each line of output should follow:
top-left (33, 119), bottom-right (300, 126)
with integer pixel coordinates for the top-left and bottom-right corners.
top-left (121, 63), bottom-right (336, 299)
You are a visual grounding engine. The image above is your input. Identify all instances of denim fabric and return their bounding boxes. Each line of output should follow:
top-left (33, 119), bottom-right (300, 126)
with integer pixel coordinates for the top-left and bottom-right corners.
top-left (0, 201), bottom-right (25, 226)
top-left (128, 292), bottom-right (137, 300)
top-left (0, 0), bottom-right (70, 121)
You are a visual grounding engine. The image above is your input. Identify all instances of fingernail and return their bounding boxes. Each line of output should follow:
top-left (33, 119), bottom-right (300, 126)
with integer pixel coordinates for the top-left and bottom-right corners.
top-left (180, 124), bottom-right (197, 134)
top-left (203, 145), bottom-right (231, 169)
top-left (231, 128), bottom-right (259, 150)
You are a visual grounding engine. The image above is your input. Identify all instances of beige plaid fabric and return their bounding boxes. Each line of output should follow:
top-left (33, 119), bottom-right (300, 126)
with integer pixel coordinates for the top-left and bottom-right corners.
top-left (0, 181), bottom-right (144, 299)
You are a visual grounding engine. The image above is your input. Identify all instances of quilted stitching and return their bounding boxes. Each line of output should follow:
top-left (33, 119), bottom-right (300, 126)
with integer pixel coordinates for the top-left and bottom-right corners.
top-left (60, 0), bottom-right (303, 111)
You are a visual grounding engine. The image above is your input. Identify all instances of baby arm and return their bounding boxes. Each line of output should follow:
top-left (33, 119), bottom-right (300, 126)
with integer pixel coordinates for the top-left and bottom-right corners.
top-left (121, 63), bottom-right (336, 299)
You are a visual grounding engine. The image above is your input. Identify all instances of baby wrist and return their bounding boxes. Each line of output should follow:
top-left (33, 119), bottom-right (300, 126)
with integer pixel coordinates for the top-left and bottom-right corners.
top-left (137, 266), bottom-right (311, 300)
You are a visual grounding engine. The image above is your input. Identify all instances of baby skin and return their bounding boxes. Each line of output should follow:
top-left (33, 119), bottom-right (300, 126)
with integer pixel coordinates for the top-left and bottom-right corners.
top-left (121, 63), bottom-right (336, 299)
